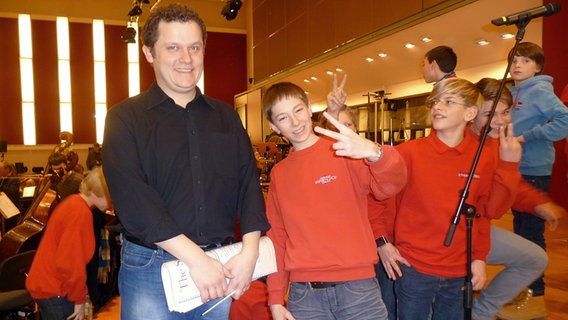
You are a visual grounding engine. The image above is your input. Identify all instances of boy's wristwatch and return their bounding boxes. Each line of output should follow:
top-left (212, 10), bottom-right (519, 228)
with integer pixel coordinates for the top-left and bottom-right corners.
top-left (376, 236), bottom-right (389, 248)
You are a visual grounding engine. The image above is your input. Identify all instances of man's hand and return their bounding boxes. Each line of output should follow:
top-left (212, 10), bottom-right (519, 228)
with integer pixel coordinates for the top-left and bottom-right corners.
top-left (224, 232), bottom-right (261, 299)
top-left (66, 303), bottom-right (85, 320)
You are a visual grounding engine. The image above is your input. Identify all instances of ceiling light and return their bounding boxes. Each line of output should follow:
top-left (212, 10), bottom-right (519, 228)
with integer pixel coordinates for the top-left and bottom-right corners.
top-left (421, 37), bottom-right (432, 43)
top-left (366, 57), bottom-right (374, 62)
top-left (311, 76), bottom-right (318, 80)
top-left (326, 71), bottom-right (333, 75)
top-left (221, 0), bottom-right (243, 21)
top-left (476, 39), bottom-right (490, 46)
top-left (128, 5), bottom-right (143, 17)
top-left (121, 26), bottom-right (137, 43)
top-left (378, 52), bottom-right (387, 58)
top-left (405, 43), bottom-right (415, 48)
top-left (303, 79), bottom-right (310, 83)
top-left (335, 67), bottom-right (343, 72)
top-left (501, 33), bottom-right (514, 39)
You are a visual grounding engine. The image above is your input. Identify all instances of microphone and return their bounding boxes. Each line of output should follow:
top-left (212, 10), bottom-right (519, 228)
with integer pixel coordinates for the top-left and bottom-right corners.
top-left (492, 2), bottom-right (560, 26)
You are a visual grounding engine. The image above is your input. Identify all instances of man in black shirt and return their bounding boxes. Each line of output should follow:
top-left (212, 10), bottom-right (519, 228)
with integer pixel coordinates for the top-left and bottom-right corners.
top-left (102, 3), bottom-right (269, 320)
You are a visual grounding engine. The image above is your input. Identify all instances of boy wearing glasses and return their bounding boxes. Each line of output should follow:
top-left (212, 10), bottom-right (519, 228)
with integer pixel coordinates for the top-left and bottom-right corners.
top-left (376, 78), bottom-right (521, 319)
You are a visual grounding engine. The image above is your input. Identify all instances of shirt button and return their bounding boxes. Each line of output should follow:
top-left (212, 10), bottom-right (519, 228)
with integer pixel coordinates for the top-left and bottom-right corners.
top-left (197, 180), bottom-right (201, 184)
top-left (193, 156), bottom-right (198, 160)
top-left (192, 130), bottom-right (196, 135)
top-left (199, 232), bottom-right (204, 236)
top-left (198, 206), bottom-right (203, 211)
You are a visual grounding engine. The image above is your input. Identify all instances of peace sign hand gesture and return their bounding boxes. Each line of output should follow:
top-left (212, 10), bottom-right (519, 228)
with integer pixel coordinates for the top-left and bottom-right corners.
top-left (326, 74), bottom-right (348, 117)
top-left (315, 112), bottom-right (382, 162)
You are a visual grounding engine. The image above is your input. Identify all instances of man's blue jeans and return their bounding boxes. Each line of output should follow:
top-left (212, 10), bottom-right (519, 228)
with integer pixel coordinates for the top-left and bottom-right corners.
top-left (395, 265), bottom-right (465, 320)
top-left (287, 277), bottom-right (388, 320)
top-left (119, 239), bottom-right (231, 320)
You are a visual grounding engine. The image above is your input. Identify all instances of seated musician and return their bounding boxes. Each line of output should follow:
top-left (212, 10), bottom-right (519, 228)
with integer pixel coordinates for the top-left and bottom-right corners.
top-left (48, 152), bottom-right (83, 200)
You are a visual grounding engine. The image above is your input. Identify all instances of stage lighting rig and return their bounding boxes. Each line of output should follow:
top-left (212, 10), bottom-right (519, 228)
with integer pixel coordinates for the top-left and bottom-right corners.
top-left (221, 0), bottom-right (243, 21)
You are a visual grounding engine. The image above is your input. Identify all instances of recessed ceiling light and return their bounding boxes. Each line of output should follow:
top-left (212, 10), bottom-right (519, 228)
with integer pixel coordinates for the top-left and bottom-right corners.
top-left (311, 76), bottom-right (318, 80)
top-left (378, 52), bottom-right (387, 58)
top-left (405, 43), bottom-right (415, 49)
top-left (421, 37), bottom-right (432, 43)
top-left (476, 39), bottom-right (490, 46)
top-left (326, 71), bottom-right (333, 75)
top-left (303, 79), bottom-right (310, 83)
top-left (335, 67), bottom-right (343, 72)
top-left (501, 33), bottom-right (514, 39)
top-left (366, 57), bottom-right (374, 62)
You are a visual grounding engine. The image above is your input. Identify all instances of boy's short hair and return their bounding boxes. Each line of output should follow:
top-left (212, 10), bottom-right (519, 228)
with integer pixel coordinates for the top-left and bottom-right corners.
top-left (425, 46), bottom-right (457, 73)
top-left (262, 82), bottom-right (309, 121)
top-left (428, 78), bottom-right (483, 110)
top-left (509, 42), bottom-right (544, 74)
top-left (476, 78), bottom-right (513, 107)
top-left (142, 3), bottom-right (207, 50)
top-left (79, 166), bottom-right (107, 198)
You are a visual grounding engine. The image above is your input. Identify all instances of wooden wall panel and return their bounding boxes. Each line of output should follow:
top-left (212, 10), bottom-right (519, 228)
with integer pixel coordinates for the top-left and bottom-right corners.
top-left (286, 14), bottom-right (309, 67)
top-left (285, 0), bottom-right (308, 24)
top-left (203, 32), bottom-right (247, 106)
top-left (69, 22), bottom-right (95, 144)
top-left (371, 0), bottom-right (422, 30)
top-left (0, 18), bottom-right (23, 145)
top-left (104, 25), bottom-right (129, 109)
top-left (335, 0), bottom-right (374, 45)
top-left (32, 20), bottom-right (60, 145)
top-left (307, 0), bottom-right (335, 58)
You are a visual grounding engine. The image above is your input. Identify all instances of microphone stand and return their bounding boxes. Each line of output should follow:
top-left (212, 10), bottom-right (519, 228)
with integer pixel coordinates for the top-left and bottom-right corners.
top-left (443, 17), bottom-right (531, 320)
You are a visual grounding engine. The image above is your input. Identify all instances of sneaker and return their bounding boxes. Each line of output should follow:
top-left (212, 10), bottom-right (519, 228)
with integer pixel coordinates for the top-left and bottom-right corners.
top-left (496, 289), bottom-right (547, 320)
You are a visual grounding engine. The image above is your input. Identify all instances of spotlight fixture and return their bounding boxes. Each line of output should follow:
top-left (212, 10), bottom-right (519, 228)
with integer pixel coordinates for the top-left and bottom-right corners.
top-left (128, 5), bottom-right (143, 17)
top-left (121, 26), bottom-right (137, 43)
top-left (221, 0), bottom-right (243, 21)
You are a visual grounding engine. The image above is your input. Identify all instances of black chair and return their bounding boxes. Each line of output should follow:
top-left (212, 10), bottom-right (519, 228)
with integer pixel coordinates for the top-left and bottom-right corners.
top-left (0, 250), bottom-right (36, 318)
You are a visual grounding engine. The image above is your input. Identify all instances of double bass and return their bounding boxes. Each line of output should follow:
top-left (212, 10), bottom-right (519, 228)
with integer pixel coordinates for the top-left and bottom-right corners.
top-left (0, 132), bottom-right (77, 262)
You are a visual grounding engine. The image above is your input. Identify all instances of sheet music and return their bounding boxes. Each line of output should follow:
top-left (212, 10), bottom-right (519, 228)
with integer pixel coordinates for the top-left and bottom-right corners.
top-left (0, 191), bottom-right (20, 219)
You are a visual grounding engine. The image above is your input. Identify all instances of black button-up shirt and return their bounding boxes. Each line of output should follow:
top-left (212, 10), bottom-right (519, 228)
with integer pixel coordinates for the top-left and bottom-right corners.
top-left (103, 83), bottom-right (269, 245)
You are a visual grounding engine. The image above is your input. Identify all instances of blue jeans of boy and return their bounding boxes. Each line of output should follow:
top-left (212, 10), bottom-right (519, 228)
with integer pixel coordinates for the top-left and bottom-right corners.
top-left (512, 174), bottom-right (550, 296)
top-left (119, 239), bottom-right (231, 320)
top-left (34, 296), bottom-right (74, 320)
top-left (287, 278), bottom-right (388, 320)
top-left (395, 265), bottom-right (465, 320)
top-left (375, 262), bottom-right (397, 320)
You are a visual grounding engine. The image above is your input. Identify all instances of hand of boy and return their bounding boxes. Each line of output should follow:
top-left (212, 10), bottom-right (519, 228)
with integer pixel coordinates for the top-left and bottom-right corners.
top-left (315, 112), bottom-right (381, 161)
top-left (378, 243), bottom-right (411, 280)
top-left (326, 74), bottom-right (347, 117)
top-left (499, 123), bottom-right (522, 163)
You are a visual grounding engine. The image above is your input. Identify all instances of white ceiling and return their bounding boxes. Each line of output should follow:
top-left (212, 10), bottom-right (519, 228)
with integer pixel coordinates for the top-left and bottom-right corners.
top-left (267, 0), bottom-right (544, 109)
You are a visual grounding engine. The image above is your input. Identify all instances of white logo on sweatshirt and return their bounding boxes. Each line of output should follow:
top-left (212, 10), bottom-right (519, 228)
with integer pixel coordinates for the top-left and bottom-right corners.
top-left (315, 175), bottom-right (337, 184)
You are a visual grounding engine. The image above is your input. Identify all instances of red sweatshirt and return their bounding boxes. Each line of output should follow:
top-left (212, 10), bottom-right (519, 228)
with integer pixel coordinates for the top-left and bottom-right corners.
top-left (266, 137), bottom-right (407, 305)
top-left (26, 194), bottom-right (95, 304)
top-left (386, 130), bottom-right (520, 278)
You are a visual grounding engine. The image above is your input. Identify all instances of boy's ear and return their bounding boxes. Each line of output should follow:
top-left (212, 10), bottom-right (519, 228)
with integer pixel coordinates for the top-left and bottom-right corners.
top-left (465, 106), bottom-right (478, 122)
top-left (268, 121), bottom-right (280, 134)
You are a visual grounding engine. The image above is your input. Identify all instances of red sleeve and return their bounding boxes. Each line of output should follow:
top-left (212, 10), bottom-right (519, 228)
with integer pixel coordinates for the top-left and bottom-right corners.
top-left (512, 179), bottom-right (550, 214)
top-left (366, 145), bottom-right (407, 201)
top-left (368, 196), bottom-right (396, 241)
top-left (56, 205), bottom-right (95, 304)
top-left (483, 160), bottom-right (521, 219)
top-left (265, 185), bottom-right (290, 306)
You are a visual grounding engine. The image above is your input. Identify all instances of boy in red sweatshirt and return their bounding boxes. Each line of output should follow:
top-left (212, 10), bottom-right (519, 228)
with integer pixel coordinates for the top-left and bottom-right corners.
top-left (26, 167), bottom-right (112, 320)
top-left (377, 78), bottom-right (521, 319)
top-left (262, 82), bottom-right (407, 320)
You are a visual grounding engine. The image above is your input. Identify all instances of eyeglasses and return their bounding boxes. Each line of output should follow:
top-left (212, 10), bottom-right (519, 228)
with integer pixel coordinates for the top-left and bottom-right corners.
top-left (427, 98), bottom-right (469, 109)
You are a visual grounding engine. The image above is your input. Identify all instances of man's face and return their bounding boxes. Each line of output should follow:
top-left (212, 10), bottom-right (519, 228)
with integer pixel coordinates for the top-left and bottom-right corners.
top-left (51, 163), bottom-right (67, 177)
top-left (0, 164), bottom-right (9, 177)
top-left (143, 21), bottom-right (205, 104)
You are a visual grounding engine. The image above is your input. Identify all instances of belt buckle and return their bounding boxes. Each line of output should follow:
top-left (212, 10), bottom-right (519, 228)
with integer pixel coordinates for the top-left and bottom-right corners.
top-left (310, 282), bottom-right (334, 289)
